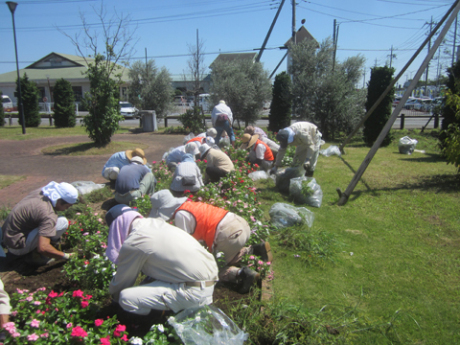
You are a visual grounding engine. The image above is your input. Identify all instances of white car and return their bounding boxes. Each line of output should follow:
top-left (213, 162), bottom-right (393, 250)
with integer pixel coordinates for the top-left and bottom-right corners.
top-left (119, 101), bottom-right (139, 118)
top-left (2, 95), bottom-right (13, 110)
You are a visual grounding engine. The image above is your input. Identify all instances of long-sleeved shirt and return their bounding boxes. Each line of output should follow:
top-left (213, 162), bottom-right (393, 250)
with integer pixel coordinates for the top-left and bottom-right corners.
top-left (101, 151), bottom-right (130, 176)
top-left (109, 218), bottom-right (218, 301)
top-left (115, 163), bottom-right (150, 194)
top-left (0, 278), bottom-right (11, 315)
top-left (211, 103), bottom-right (233, 127)
top-left (170, 161), bottom-right (204, 193)
top-left (206, 149), bottom-right (235, 173)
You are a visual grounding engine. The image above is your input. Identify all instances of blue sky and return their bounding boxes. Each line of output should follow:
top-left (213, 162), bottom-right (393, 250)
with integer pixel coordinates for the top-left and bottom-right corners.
top-left (0, 0), bottom-right (456, 88)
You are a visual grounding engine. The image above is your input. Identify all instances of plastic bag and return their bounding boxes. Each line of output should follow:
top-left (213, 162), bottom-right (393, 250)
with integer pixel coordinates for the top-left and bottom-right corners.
top-left (219, 137), bottom-right (231, 148)
top-left (248, 170), bottom-right (269, 181)
top-left (269, 202), bottom-right (314, 228)
top-left (320, 145), bottom-right (341, 157)
top-left (71, 181), bottom-right (106, 196)
top-left (398, 136), bottom-right (418, 155)
top-left (275, 167), bottom-right (304, 194)
top-left (168, 305), bottom-right (248, 345)
top-left (183, 132), bottom-right (196, 145)
top-left (289, 177), bottom-right (323, 208)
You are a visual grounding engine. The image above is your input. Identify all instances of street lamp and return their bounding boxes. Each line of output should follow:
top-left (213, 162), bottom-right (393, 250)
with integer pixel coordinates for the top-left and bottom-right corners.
top-left (7, 1), bottom-right (26, 134)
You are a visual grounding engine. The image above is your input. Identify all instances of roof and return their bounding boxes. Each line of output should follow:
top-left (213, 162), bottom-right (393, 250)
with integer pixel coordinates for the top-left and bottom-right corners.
top-left (0, 52), bottom-right (130, 84)
top-left (284, 26), bottom-right (319, 48)
top-left (210, 53), bottom-right (258, 68)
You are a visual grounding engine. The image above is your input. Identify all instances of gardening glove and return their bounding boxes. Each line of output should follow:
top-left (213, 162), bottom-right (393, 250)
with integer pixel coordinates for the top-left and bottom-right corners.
top-left (269, 166), bottom-right (278, 175)
top-left (62, 252), bottom-right (74, 260)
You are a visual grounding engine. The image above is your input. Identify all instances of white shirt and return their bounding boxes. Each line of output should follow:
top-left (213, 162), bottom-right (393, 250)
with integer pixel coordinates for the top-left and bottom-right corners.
top-left (211, 102), bottom-right (233, 127)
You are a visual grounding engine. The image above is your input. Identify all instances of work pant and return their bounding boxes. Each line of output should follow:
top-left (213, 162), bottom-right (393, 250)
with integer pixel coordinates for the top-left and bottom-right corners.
top-left (102, 167), bottom-right (120, 181)
top-left (114, 172), bottom-right (156, 204)
top-left (205, 167), bottom-right (230, 183)
top-left (248, 152), bottom-right (273, 172)
top-left (118, 280), bottom-right (215, 314)
top-left (215, 120), bottom-right (235, 145)
top-left (7, 217), bottom-right (69, 256)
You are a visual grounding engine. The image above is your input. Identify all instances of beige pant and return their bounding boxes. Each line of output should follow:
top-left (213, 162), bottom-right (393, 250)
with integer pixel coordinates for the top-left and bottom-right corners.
top-left (102, 167), bottom-right (120, 181)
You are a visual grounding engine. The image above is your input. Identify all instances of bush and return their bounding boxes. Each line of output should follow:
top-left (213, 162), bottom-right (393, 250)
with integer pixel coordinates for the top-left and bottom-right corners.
top-left (363, 66), bottom-right (394, 147)
top-left (178, 106), bottom-right (206, 134)
top-left (17, 73), bottom-right (41, 127)
top-left (53, 78), bottom-right (76, 128)
top-left (0, 91), bottom-right (5, 127)
top-left (268, 72), bottom-right (292, 132)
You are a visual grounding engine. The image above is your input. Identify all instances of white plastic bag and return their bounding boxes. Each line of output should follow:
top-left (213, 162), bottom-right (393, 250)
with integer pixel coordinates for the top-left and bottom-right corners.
top-left (269, 202), bottom-right (314, 228)
top-left (219, 137), bottom-right (231, 148)
top-left (398, 136), bottom-right (418, 155)
top-left (183, 132), bottom-right (196, 145)
top-left (71, 181), bottom-right (106, 196)
top-left (320, 145), bottom-right (341, 157)
top-left (168, 305), bottom-right (248, 345)
top-left (248, 170), bottom-right (269, 181)
top-left (289, 177), bottom-right (323, 208)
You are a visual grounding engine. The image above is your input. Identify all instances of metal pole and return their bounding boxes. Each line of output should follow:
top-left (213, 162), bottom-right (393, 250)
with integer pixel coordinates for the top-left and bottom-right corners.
top-left (339, 0), bottom-right (460, 153)
top-left (7, 1), bottom-right (26, 134)
top-left (292, 0), bottom-right (296, 45)
top-left (256, 0), bottom-right (285, 63)
top-left (337, 0), bottom-right (460, 206)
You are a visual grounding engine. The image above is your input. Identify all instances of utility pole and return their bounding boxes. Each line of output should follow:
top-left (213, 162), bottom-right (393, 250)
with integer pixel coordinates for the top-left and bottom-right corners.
top-left (292, 0), bottom-right (296, 45)
top-left (362, 67), bottom-right (366, 88)
top-left (332, 19), bottom-right (336, 71)
top-left (453, 14), bottom-right (458, 65)
top-left (425, 16), bottom-right (435, 96)
top-left (389, 45), bottom-right (394, 68)
top-left (196, 29), bottom-right (200, 102)
top-left (256, 0), bottom-right (285, 63)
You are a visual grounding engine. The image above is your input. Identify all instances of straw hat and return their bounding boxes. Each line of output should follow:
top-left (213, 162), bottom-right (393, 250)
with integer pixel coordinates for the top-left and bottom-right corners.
top-left (240, 134), bottom-right (259, 150)
top-left (125, 148), bottom-right (147, 164)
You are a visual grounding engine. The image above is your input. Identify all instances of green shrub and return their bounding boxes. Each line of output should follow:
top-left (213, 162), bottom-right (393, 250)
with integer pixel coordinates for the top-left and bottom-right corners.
top-left (17, 73), bottom-right (41, 127)
top-left (178, 106), bottom-right (206, 134)
top-left (268, 71), bottom-right (292, 132)
top-left (0, 91), bottom-right (4, 127)
top-left (53, 78), bottom-right (76, 128)
top-left (363, 66), bottom-right (394, 147)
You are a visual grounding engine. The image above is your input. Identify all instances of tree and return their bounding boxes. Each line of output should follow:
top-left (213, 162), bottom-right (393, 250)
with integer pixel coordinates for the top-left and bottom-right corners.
top-left (62, 3), bottom-right (136, 145)
top-left (210, 60), bottom-right (271, 127)
top-left (363, 66), bottom-right (395, 147)
top-left (289, 38), bottom-right (366, 140)
top-left (0, 91), bottom-right (5, 127)
top-left (441, 90), bottom-right (460, 173)
top-left (53, 78), bottom-right (76, 128)
top-left (17, 73), bottom-right (40, 128)
top-left (184, 33), bottom-right (207, 104)
top-left (268, 72), bottom-right (292, 132)
top-left (127, 60), bottom-right (174, 118)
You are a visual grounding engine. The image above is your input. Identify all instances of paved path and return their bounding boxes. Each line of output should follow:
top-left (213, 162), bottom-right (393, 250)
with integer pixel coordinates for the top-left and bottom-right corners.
top-left (0, 131), bottom-right (183, 208)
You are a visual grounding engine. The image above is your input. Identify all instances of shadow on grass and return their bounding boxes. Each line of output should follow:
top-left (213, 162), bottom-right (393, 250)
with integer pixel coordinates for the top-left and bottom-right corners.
top-left (43, 142), bottom-right (101, 156)
top-left (397, 152), bottom-right (445, 164)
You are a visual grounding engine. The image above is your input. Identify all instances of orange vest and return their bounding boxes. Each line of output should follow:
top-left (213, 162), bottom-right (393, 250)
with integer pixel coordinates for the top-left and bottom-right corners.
top-left (254, 140), bottom-right (274, 161)
top-left (175, 202), bottom-right (229, 251)
top-left (186, 137), bottom-right (205, 144)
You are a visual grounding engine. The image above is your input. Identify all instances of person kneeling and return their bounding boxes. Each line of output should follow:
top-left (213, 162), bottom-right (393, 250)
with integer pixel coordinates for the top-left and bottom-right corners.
top-left (241, 134), bottom-right (275, 172)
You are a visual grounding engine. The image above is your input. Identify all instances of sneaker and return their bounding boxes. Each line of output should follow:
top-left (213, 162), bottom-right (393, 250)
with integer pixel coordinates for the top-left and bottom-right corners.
top-left (251, 241), bottom-right (273, 262)
top-left (23, 251), bottom-right (55, 267)
top-left (237, 267), bottom-right (260, 294)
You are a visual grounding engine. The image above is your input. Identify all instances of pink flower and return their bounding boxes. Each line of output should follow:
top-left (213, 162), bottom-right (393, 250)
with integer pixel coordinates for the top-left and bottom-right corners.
top-left (98, 218), bottom-right (103, 222)
top-left (97, 231), bottom-right (101, 234)
top-left (30, 319), bottom-right (40, 328)
top-left (94, 319), bottom-right (104, 327)
top-left (250, 216), bottom-right (256, 222)
top-left (249, 255), bottom-right (255, 260)
top-left (33, 301), bottom-right (41, 305)
top-left (113, 324), bottom-right (126, 337)
top-left (94, 212), bottom-right (98, 216)
top-left (83, 232), bottom-right (89, 236)
top-left (27, 334), bottom-right (39, 341)
top-left (101, 243), bottom-right (107, 249)
top-left (72, 290), bottom-right (84, 298)
top-left (11, 311), bottom-right (18, 317)
top-left (40, 332), bottom-right (49, 338)
top-left (100, 335), bottom-right (111, 345)
top-left (26, 296), bottom-right (33, 302)
top-left (66, 323), bottom-right (73, 329)
top-left (3, 322), bottom-right (16, 332)
top-left (257, 266), bottom-right (262, 270)
top-left (71, 326), bottom-right (88, 338)
top-left (76, 212), bottom-right (81, 215)
top-left (152, 161), bottom-right (157, 164)
top-left (48, 291), bottom-right (58, 298)
top-left (36, 310), bottom-right (41, 314)
top-left (12, 332), bottom-right (21, 338)
top-left (258, 260), bottom-right (264, 265)
top-left (266, 262), bottom-right (271, 266)
top-left (37, 287), bottom-right (46, 291)
top-left (81, 301), bottom-right (89, 308)
top-left (121, 334), bottom-right (128, 341)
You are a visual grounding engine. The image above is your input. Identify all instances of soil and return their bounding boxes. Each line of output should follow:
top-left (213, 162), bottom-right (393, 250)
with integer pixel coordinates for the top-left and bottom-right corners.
top-left (0, 130), bottom-right (258, 338)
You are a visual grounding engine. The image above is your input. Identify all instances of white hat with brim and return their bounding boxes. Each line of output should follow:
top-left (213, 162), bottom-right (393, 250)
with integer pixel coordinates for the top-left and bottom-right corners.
top-left (199, 144), bottom-right (211, 159)
top-left (185, 142), bottom-right (200, 156)
top-left (149, 190), bottom-right (187, 220)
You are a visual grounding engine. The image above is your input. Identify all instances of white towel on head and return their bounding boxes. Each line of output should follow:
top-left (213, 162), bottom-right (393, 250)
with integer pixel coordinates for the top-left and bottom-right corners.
top-left (42, 181), bottom-right (78, 207)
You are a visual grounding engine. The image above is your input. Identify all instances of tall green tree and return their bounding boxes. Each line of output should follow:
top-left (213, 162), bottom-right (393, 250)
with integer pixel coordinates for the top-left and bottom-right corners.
top-left (209, 60), bottom-right (271, 127)
top-left (441, 90), bottom-right (460, 173)
top-left (268, 72), bottom-right (292, 132)
top-left (53, 78), bottom-right (76, 128)
top-left (289, 38), bottom-right (366, 140)
top-left (0, 91), bottom-right (5, 127)
top-left (81, 54), bottom-right (124, 146)
top-left (363, 66), bottom-right (395, 147)
top-left (17, 73), bottom-right (41, 128)
top-left (128, 60), bottom-right (174, 118)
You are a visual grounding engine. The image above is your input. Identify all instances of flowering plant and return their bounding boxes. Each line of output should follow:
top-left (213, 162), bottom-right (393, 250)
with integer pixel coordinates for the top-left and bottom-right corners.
top-left (241, 255), bottom-right (273, 281)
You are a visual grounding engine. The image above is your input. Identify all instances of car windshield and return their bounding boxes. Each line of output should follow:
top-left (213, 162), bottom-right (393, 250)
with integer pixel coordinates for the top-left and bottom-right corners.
top-left (120, 103), bottom-right (133, 108)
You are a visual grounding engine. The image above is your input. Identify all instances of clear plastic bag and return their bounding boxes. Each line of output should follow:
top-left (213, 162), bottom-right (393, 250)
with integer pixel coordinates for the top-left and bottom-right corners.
top-left (398, 136), bottom-right (418, 155)
top-left (219, 137), bottom-right (231, 148)
top-left (168, 305), bottom-right (248, 345)
top-left (289, 177), bottom-right (323, 208)
top-left (248, 170), bottom-right (269, 181)
top-left (183, 132), bottom-right (196, 145)
top-left (269, 202), bottom-right (314, 228)
top-left (275, 167), bottom-right (304, 194)
top-left (71, 181), bottom-right (106, 196)
top-left (320, 145), bottom-right (341, 157)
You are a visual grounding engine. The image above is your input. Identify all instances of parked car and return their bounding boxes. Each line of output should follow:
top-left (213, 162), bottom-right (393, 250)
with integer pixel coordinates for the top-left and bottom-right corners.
top-left (2, 95), bottom-right (13, 110)
top-left (119, 101), bottom-right (139, 118)
top-left (404, 98), bottom-right (420, 110)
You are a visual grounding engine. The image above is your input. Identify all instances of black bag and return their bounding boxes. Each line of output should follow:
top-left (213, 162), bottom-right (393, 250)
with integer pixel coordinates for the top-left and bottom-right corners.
top-left (215, 114), bottom-right (229, 126)
top-left (182, 176), bottom-right (197, 186)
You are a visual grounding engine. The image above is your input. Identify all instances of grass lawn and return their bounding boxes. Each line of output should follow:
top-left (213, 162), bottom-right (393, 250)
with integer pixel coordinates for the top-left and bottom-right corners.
top-left (249, 129), bottom-right (460, 344)
top-left (0, 175), bottom-right (26, 190)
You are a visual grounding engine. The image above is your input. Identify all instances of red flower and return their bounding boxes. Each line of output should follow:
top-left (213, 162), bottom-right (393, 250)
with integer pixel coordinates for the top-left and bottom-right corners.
top-left (121, 334), bottom-right (128, 341)
top-left (113, 324), bottom-right (126, 337)
top-left (100, 335), bottom-right (111, 345)
top-left (71, 326), bottom-right (88, 338)
top-left (81, 301), bottom-right (89, 308)
top-left (94, 319), bottom-right (104, 327)
top-left (240, 180), bottom-right (244, 183)
top-left (183, 190), bottom-right (191, 194)
top-left (72, 290), bottom-right (84, 298)
top-left (84, 294), bottom-right (92, 300)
